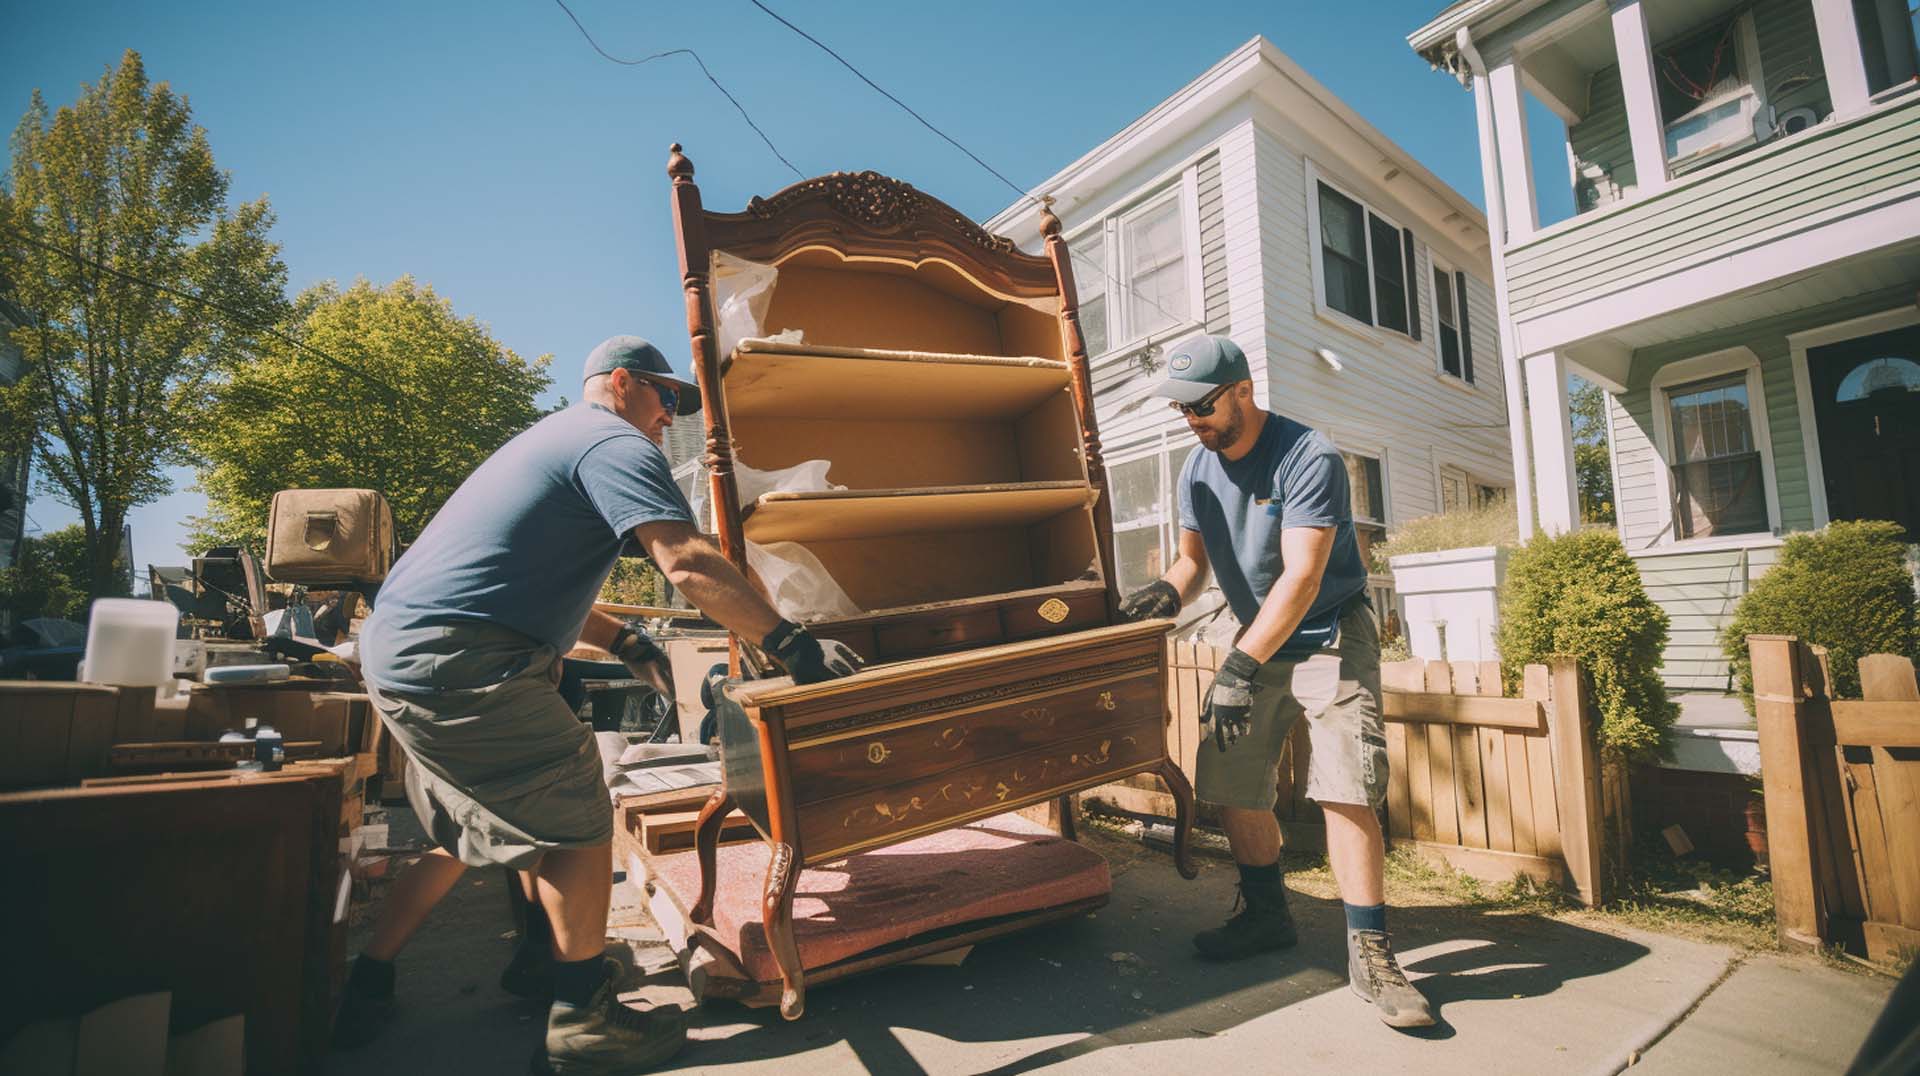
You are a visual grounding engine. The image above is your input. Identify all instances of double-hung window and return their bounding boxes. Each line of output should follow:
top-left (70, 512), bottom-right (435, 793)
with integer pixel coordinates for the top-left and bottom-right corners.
top-left (1111, 439), bottom-right (1197, 595)
top-left (1665, 373), bottom-right (1769, 539)
top-left (1312, 173), bottom-right (1419, 340)
top-left (1066, 184), bottom-right (1196, 359)
top-left (1342, 450), bottom-right (1388, 566)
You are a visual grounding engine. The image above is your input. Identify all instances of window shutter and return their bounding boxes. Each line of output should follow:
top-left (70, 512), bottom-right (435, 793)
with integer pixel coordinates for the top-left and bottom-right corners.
top-left (1403, 232), bottom-right (1421, 342)
top-left (1455, 270), bottom-right (1475, 383)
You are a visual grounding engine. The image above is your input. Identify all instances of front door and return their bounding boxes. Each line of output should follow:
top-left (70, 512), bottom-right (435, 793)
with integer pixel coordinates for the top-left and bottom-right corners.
top-left (1808, 325), bottom-right (1920, 539)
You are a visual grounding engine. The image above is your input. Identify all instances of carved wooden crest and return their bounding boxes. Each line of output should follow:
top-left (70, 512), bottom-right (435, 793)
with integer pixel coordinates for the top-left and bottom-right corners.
top-left (746, 170), bottom-right (1016, 254)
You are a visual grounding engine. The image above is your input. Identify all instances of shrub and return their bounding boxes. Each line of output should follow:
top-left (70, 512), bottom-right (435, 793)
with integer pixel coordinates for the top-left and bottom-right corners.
top-left (1720, 520), bottom-right (1919, 702)
top-left (1372, 501), bottom-right (1519, 573)
top-left (1497, 528), bottom-right (1675, 758)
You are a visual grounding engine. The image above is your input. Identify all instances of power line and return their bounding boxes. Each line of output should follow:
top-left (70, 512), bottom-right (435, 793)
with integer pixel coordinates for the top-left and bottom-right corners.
top-left (2, 225), bottom-right (406, 404)
top-left (550, 0), bottom-right (803, 179)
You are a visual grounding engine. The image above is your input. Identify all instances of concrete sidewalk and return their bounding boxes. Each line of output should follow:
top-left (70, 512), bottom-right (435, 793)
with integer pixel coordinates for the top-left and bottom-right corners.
top-left (327, 825), bottom-right (1893, 1075)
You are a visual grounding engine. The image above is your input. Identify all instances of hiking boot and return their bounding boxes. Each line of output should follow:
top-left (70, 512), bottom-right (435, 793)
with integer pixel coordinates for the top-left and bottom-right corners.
top-left (331, 984), bottom-right (396, 1050)
top-left (1192, 881), bottom-right (1298, 960)
top-left (531, 976), bottom-right (687, 1075)
top-left (1348, 929), bottom-right (1435, 1028)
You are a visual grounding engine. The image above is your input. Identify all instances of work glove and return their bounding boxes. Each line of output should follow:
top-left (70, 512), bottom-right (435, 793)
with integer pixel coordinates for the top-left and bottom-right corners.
top-left (1118, 579), bottom-right (1181, 622)
top-left (610, 623), bottom-right (676, 703)
top-left (1204, 648), bottom-right (1262, 752)
top-left (763, 619), bottom-right (866, 684)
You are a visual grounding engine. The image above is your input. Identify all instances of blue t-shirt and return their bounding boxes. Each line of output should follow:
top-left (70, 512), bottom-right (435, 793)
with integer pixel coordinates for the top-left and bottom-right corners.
top-left (1178, 412), bottom-right (1369, 655)
top-left (360, 402), bottom-right (695, 691)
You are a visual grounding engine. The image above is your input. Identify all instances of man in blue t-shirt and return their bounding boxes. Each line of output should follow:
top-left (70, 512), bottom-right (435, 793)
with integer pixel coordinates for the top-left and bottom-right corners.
top-left (337, 336), bottom-right (860, 1072)
top-left (1118, 333), bottom-right (1432, 1029)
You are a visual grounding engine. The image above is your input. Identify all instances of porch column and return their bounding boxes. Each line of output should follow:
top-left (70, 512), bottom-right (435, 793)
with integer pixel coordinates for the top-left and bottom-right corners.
top-left (1609, 0), bottom-right (1670, 195)
top-left (1811, 0), bottom-right (1873, 114)
top-left (1524, 351), bottom-right (1581, 535)
top-left (1488, 58), bottom-right (1539, 240)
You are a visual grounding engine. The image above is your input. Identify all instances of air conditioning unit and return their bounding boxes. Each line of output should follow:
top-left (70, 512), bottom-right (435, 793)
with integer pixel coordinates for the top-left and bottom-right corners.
top-left (1761, 105), bottom-right (1819, 141)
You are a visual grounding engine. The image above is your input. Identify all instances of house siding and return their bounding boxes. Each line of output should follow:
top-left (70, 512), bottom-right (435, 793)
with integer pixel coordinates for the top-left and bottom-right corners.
top-left (1510, 91), bottom-right (1920, 319)
top-left (1633, 542), bottom-right (1781, 691)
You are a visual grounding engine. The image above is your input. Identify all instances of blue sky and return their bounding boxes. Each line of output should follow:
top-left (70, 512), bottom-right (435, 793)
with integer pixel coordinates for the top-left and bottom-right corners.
top-left (4, 0), bottom-right (1573, 563)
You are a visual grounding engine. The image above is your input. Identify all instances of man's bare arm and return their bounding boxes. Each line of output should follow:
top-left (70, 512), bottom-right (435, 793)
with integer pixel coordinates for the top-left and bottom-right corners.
top-left (1163, 527), bottom-right (1211, 605)
top-left (1232, 525), bottom-right (1335, 662)
top-left (633, 521), bottom-right (782, 643)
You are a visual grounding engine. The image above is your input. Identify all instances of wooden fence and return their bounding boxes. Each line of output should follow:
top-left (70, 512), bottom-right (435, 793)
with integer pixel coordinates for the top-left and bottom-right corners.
top-left (1751, 635), bottom-right (1920, 964)
top-left (1086, 643), bottom-right (1616, 907)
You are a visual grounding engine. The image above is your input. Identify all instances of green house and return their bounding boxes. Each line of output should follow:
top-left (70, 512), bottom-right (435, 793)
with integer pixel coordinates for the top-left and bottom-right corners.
top-left (1409, 0), bottom-right (1919, 728)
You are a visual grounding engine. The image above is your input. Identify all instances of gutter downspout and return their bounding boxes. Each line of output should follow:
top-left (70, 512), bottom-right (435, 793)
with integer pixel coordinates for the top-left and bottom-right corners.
top-left (1457, 26), bottom-right (1537, 540)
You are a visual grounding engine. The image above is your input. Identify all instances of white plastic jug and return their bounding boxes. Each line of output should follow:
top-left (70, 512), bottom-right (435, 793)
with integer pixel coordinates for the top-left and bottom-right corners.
top-left (83, 598), bottom-right (179, 687)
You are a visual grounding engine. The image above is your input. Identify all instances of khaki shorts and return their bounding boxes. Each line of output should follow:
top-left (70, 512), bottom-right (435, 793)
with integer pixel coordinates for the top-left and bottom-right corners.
top-left (366, 637), bottom-right (612, 870)
top-left (1194, 600), bottom-right (1387, 811)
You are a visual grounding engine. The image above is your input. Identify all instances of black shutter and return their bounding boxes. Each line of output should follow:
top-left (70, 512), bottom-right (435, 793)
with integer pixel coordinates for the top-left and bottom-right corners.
top-left (1455, 270), bottom-right (1475, 384)
top-left (1403, 231), bottom-right (1421, 342)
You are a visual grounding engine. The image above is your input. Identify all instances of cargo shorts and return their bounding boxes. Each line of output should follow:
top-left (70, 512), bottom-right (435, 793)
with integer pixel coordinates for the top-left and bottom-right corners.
top-left (1194, 599), bottom-right (1388, 811)
top-left (364, 631), bottom-right (613, 870)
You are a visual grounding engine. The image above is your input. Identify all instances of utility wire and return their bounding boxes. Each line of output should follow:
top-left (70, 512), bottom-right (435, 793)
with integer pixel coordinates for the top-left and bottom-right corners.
top-left (2, 225), bottom-right (406, 404)
top-left (551, 0), bottom-right (804, 179)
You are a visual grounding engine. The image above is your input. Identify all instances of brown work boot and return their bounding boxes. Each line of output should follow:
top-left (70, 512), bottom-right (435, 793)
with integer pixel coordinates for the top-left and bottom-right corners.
top-left (531, 974), bottom-right (687, 1075)
top-left (1348, 929), bottom-right (1435, 1028)
top-left (1192, 880), bottom-right (1298, 960)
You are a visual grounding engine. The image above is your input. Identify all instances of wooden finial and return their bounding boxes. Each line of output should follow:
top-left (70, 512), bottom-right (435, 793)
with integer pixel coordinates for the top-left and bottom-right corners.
top-left (1038, 194), bottom-right (1061, 239)
top-left (668, 143), bottom-right (693, 179)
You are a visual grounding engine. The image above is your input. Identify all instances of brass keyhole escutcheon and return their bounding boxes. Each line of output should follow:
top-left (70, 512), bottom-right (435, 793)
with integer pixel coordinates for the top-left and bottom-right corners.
top-left (867, 741), bottom-right (892, 764)
top-left (1037, 598), bottom-right (1070, 624)
top-left (1098, 691), bottom-right (1116, 711)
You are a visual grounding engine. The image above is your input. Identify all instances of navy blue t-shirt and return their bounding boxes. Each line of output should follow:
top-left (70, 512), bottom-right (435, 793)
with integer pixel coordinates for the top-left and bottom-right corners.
top-left (1178, 412), bottom-right (1369, 654)
top-left (361, 402), bottom-right (695, 690)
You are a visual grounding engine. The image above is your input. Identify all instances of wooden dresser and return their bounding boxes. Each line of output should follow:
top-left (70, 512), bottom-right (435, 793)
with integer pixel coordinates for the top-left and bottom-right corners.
top-left (666, 145), bottom-right (1197, 1018)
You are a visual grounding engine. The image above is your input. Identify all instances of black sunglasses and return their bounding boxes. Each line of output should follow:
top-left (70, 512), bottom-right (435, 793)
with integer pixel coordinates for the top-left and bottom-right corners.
top-left (1170, 382), bottom-right (1233, 418)
top-left (650, 381), bottom-right (679, 413)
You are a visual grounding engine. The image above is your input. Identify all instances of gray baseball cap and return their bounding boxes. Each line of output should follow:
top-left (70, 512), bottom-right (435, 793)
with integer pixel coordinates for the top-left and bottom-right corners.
top-left (1148, 334), bottom-right (1251, 404)
top-left (583, 335), bottom-right (702, 416)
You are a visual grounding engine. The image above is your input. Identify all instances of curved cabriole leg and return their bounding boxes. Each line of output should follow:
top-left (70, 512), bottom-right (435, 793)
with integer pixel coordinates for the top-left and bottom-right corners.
top-left (1157, 759), bottom-right (1200, 880)
top-left (1055, 793), bottom-right (1078, 841)
top-left (690, 788), bottom-right (734, 926)
top-left (762, 842), bottom-right (805, 1020)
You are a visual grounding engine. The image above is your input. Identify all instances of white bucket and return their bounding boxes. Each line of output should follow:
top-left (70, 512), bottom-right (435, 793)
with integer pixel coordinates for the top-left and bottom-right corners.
top-left (83, 598), bottom-right (179, 687)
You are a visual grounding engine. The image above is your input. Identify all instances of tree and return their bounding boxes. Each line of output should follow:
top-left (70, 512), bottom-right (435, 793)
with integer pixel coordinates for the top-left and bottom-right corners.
top-left (186, 277), bottom-right (552, 550)
top-left (0, 51), bottom-right (287, 597)
top-left (1570, 377), bottom-right (1616, 525)
top-left (600, 558), bottom-right (665, 607)
top-left (0, 524), bottom-right (122, 623)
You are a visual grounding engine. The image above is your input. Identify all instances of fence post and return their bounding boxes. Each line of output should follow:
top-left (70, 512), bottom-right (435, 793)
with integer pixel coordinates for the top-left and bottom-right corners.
top-left (1750, 634), bottom-right (1826, 949)
top-left (1545, 658), bottom-right (1604, 906)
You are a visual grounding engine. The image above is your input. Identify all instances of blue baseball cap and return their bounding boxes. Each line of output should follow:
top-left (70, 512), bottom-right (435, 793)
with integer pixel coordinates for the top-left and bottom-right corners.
top-left (1149, 334), bottom-right (1252, 404)
top-left (583, 335), bottom-right (702, 415)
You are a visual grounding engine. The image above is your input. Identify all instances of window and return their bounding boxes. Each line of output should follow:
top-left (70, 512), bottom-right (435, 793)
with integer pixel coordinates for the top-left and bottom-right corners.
top-left (1666, 374), bottom-right (1769, 538)
top-left (1656, 13), bottom-right (1762, 167)
top-left (1313, 176), bottom-right (1417, 338)
top-left (1344, 451), bottom-right (1386, 525)
top-left (1067, 184), bottom-right (1196, 359)
top-left (1439, 466), bottom-right (1469, 514)
top-left (1433, 266), bottom-right (1463, 379)
top-left (1857, 0), bottom-right (1920, 95)
top-left (1110, 441), bottom-right (1197, 596)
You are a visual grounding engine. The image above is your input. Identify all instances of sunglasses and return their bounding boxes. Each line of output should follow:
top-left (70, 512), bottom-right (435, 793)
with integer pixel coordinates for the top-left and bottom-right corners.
top-left (647, 380), bottom-right (679, 413)
top-left (1170, 382), bottom-right (1233, 418)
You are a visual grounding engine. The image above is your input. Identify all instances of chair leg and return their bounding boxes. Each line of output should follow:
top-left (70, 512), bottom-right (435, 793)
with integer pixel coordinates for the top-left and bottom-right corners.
top-left (762, 841), bottom-right (805, 1020)
top-left (690, 788), bottom-right (734, 926)
top-left (1055, 793), bottom-right (1078, 841)
top-left (1158, 759), bottom-right (1200, 880)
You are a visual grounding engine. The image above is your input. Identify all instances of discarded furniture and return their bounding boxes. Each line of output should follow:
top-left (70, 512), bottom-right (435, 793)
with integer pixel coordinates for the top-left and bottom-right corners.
top-left (666, 147), bottom-right (1195, 1018)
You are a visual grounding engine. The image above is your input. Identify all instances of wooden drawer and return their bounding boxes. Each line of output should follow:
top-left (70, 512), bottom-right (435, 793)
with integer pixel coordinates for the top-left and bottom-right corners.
top-left (871, 606), bottom-right (1002, 660)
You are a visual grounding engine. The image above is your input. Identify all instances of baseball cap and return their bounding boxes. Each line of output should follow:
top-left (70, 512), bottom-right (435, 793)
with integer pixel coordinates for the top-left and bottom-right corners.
top-left (1148, 334), bottom-right (1252, 404)
top-left (583, 335), bottom-right (702, 416)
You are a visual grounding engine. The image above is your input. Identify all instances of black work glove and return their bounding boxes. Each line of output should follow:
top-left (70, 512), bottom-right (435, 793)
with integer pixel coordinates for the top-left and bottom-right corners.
top-left (1204, 648), bottom-right (1262, 752)
top-left (1118, 579), bottom-right (1181, 622)
top-left (610, 623), bottom-right (676, 703)
top-left (762, 619), bottom-right (865, 684)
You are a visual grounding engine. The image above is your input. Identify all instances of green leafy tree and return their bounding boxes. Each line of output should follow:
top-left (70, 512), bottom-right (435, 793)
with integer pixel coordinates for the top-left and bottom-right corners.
top-left (0, 50), bottom-right (287, 595)
top-left (1720, 520), bottom-right (1919, 704)
top-left (600, 558), bottom-right (665, 607)
top-left (1497, 527), bottom-right (1676, 757)
top-left (1571, 378), bottom-right (1616, 525)
top-left (186, 277), bottom-right (552, 549)
top-left (0, 524), bottom-right (125, 623)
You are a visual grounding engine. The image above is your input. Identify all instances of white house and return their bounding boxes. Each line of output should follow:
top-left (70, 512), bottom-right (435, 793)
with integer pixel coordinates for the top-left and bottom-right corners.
top-left (984, 36), bottom-right (1515, 632)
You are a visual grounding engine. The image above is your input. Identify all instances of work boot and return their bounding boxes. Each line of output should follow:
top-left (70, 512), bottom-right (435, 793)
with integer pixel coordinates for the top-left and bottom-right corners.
top-left (1192, 880), bottom-right (1298, 960)
top-left (501, 941), bottom-right (559, 1000)
top-left (1348, 929), bottom-right (1435, 1028)
top-left (332, 973), bottom-right (396, 1049)
top-left (531, 974), bottom-right (687, 1075)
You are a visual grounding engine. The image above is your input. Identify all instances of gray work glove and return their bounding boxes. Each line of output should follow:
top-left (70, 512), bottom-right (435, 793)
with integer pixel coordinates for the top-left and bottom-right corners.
top-left (1118, 579), bottom-right (1181, 622)
top-left (610, 623), bottom-right (676, 703)
top-left (762, 619), bottom-right (865, 684)
top-left (1205, 648), bottom-right (1262, 752)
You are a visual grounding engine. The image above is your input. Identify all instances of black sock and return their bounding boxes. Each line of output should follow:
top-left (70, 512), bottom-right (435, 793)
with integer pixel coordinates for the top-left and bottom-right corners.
top-left (516, 894), bottom-right (553, 962)
top-left (551, 953), bottom-right (608, 1007)
top-left (1237, 860), bottom-right (1282, 888)
top-left (349, 954), bottom-right (395, 999)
